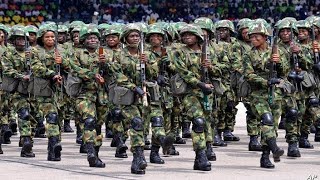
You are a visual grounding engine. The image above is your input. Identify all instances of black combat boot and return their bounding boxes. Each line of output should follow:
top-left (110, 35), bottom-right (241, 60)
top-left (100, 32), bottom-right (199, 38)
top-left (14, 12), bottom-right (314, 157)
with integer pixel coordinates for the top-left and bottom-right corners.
top-left (223, 129), bottom-right (240, 141)
top-left (182, 122), bottom-right (191, 138)
top-left (150, 145), bottom-right (164, 164)
top-left (278, 117), bottom-right (285, 130)
top-left (213, 129), bottom-right (227, 146)
top-left (310, 125), bottom-right (316, 133)
top-left (144, 134), bottom-right (151, 150)
top-left (175, 136), bottom-right (186, 144)
top-left (76, 124), bottom-right (83, 144)
top-left (160, 135), bottom-right (175, 154)
top-left (34, 119), bottom-right (46, 138)
top-left (266, 138), bottom-right (284, 162)
top-left (80, 143), bottom-right (87, 153)
top-left (287, 142), bottom-right (301, 157)
top-left (315, 128), bottom-right (320, 142)
top-left (299, 133), bottom-right (314, 149)
top-left (86, 143), bottom-right (105, 168)
top-left (63, 120), bottom-right (74, 133)
top-left (110, 133), bottom-right (120, 147)
top-left (115, 133), bottom-right (128, 158)
top-left (1, 125), bottom-right (12, 144)
top-left (47, 136), bottom-right (62, 161)
top-left (0, 143), bottom-right (3, 154)
top-left (249, 135), bottom-right (262, 151)
top-left (131, 146), bottom-right (147, 174)
top-left (206, 142), bottom-right (216, 161)
top-left (94, 146), bottom-right (106, 167)
top-left (260, 146), bottom-right (275, 168)
top-left (20, 136), bottom-right (35, 158)
top-left (9, 120), bottom-right (17, 135)
top-left (193, 149), bottom-right (211, 171)
top-left (165, 145), bottom-right (180, 155)
top-left (105, 124), bottom-right (113, 138)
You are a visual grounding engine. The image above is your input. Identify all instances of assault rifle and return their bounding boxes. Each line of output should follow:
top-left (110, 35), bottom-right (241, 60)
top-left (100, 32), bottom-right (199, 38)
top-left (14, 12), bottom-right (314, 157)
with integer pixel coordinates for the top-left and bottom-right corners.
top-left (268, 28), bottom-right (279, 105)
top-left (202, 34), bottom-right (212, 111)
top-left (140, 32), bottom-right (148, 107)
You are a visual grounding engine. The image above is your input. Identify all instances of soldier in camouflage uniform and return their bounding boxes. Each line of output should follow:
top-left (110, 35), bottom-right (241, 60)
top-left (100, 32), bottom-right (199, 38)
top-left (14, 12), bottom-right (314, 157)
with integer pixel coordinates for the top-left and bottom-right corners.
top-left (2, 27), bottom-right (36, 157)
top-left (233, 18), bottom-right (263, 151)
top-left (173, 24), bottom-right (223, 171)
top-left (243, 22), bottom-right (285, 168)
top-left (215, 20), bottom-right (241, 142)
top-left (31, 24), bottom-right (65, 161)
top-left (69, 25), bottom-right (116, 167)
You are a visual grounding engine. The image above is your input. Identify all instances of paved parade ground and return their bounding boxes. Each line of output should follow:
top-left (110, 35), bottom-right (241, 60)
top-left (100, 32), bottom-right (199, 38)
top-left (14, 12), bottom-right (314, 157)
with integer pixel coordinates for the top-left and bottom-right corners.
top-left (0, 103), bottom-right (319, 180)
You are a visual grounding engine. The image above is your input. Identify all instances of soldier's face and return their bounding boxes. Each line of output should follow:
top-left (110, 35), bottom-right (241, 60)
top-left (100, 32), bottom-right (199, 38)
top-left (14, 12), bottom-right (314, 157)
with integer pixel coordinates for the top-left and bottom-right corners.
top-left (126, 31), bottom-right (140, 45)
top-left (181, 32), bottom-right (198, 45)
top-left (42, 31), bottom-right (55, 47)
top-left (106, 34), bottom-right (120, 47)
top-left (314, 26), bottom-right (320, 36)
top-left (73, 32), bottom-right (80, 44)
top-left (279, 28), bottom-right (291, 43)
top-left (28, 32), bottom-right (36, 43)
top-left (84, 34), bottom-right (99, 49)
top-left (298, 28), bottom-right (309, 41)
top-left (241, 28), bottom-right (250, 42)
top-left (58, 32), bottom-right (66, 43)
top-left (250, 33), bottom-right (267, 47)
top-left (0, 30), bottom-right (5, 42)
top-left (14, 36), bottom-right (26, 50)
top-left (217, 27), bottom-right (230, 39)
top-left (149, 33), bottom-right (163, 47)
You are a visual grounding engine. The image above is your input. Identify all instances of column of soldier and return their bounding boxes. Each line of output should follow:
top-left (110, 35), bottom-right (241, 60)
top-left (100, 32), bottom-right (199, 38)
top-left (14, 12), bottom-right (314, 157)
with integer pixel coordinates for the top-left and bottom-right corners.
top-left (0, 15), bottom-right (320, 174)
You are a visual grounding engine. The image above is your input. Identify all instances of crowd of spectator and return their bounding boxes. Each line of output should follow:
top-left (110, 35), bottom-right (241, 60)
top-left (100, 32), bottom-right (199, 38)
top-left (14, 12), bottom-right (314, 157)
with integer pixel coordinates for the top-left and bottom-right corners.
top-left (2, 0), bottom-right (320, 26)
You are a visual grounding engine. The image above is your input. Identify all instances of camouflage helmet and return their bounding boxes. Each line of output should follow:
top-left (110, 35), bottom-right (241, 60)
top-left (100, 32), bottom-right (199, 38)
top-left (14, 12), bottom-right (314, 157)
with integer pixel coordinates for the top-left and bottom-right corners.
top-left (120, 23), bottom-right (142, 43)
top-left (98, 23), bottom-right (110, 31)
top-left (179, 24), bottom-right (204, 43)
top-left (9, 26), bottom-right (28, 41)
top-left (164, 23), bottom-right (179, 41)
top-left (215, 20), bottom-right (235, 33)
top-left (306, 15), bottom-right (318, 24)
top-left (25, 25), bottom-right (38, 34)
top-left (174, 22), bottom-right (188, 32)
top-left (58, 25), bottom-right (68, 33)
top-left (248, 21), bottom-right (271, 36)
top-left (36, 24), bottom-right (57, 46)
top-left (237, 18), bottom-right (253, 31)
top-left (79, 25), bottom-right (100, 42)
top-left (69, 20), bottom-right (85, 31)
top-left (136, 22), bottom-right (148, 34)
top-left (145, 25), bottom-right (166, 43)
top-left (194, 17), bottom-right (214, 34)
top-left (282, 17), bottom-right (297, 24)
top-left (254, 19), bottom-right (272, 36)
top-left (296, 20), bottom-right (311, 29)
top-left (71, 25), bottom-right (82, 33)
top-left (275, 19), bottom-right (298, 34)
top-left (0, 23), bottom-right (9, 34)
top-left (312, 17), bottom-right (320, 28)
top-left (102, 25), bottom-right (122, 38)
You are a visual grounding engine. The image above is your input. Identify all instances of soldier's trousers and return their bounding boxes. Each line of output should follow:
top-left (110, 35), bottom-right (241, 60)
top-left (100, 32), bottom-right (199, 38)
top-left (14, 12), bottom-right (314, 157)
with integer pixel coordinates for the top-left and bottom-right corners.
top-left (283, 94), bottom-right (302, 143)
top-left (38, 97), bottom-right (60, 139)
top-left (217, 90), bottom-right (237, 131)
top-left (0, 91), bottom-right (10, 126)
top-left (244, 101), bottom-right (260, 136)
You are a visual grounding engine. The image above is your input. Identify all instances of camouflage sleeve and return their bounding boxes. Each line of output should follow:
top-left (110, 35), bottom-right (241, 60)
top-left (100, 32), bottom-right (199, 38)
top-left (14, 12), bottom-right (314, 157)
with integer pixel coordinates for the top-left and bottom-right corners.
top-left (243, 52), bottom-right (268, 88)
top-left (298, 45), bottom-right (313, 70)
top-left (31, 49), bottom-right (56, 78)
top-left (208, 48), bottom-right (223, 77)
top-left (69, 51), bottom-right (95, 81)
top-left (2, 51), bottom-right (24, 79)
top-left (113, 52), bottom-right (137, 89)
top-left (230, 42), bottom-right (243, 73)
top-left (173, 50), bottom-right (200, 86)
top-left (146, 52), bottom-right (159, 80)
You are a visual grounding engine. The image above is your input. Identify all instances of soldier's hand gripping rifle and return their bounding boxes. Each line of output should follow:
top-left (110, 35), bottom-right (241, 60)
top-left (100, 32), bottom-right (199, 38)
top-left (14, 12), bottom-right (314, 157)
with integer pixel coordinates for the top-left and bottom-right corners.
top-left (312, 25), bottom-right (320, 74)
top-left (288, 25), bottom-right (304, 92)
top-left (54, 26), bottom-right (63, 99)
top-left (140, 32), bottom-right (148, 107)
top-left (268, 28), bottom-right (279, 105)
top-left (97, 43), bottom-right (106, 86)
top-left (202, 34), bottom-right (212, 111)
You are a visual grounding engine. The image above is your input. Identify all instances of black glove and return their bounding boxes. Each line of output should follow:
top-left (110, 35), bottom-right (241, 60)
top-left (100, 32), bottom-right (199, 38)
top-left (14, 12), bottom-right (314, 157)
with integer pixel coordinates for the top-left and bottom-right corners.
top-left (268, 78), bottom-right (281, 86)
top-left (295, 73), bottom-right (304, 82)
top-left (313, 62), bottom-right (320, 73)
top-left (157, 75), bottom-right (167, 87)
top-left (288, 71), bottom-right (297, 81)
top-left (197, 82), bottom-right (212, 95)
top-left (134, 87), bottom-right (145, 97)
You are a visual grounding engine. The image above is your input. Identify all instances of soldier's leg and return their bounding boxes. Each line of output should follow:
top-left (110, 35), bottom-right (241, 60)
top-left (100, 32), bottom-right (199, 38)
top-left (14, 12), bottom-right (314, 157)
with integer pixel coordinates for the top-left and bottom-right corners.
top-left (303, 96), bottom-right (320, 143)
top-left (75, 98), bottom-right (105, 167)
top-left (32, 98), bottom-right (46, 138)
top-left (223, 91), bottom-right (240, 141)
top-left (62, 96), bottom-right (74, 133)
top-left (213, 96), bottom-right (227, 146)
top-left (245, 101), bottom-right (262, 151)
top-left (12, 94), bottom-right (35, 158)
top-left (0, 92), bottom-right (12, 144)
top-left (183, 95), bottom-right (211, 171)
top-left (142, 107), bottom-right (151, 150)
top-left (172, 97), bottom-right (185, 144)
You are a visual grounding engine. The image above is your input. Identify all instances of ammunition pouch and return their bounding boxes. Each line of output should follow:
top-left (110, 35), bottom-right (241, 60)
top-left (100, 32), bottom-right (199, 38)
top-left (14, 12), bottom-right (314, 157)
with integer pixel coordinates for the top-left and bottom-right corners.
top-left (301, 71), bottom-right (316, 89)
top-left (66, 73), bottom-right (82, 97)
top-left (211, 78), bottom-right (226, 96)
top-left (0, 76), bottom-right (19, 92)
top-left (109, 85), bottom-right (134, 105)
top-left (145, 81), bottom-right (160, 102)
top-left (170, 73), bottom-right (187, 96)
top-left (33, 77), bottom-right (52, 97)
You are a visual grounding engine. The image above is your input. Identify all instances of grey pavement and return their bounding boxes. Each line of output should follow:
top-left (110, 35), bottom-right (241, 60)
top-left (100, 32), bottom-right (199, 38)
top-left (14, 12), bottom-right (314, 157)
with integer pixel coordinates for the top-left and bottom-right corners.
top-left (0, 103), bottom-right (319, 180)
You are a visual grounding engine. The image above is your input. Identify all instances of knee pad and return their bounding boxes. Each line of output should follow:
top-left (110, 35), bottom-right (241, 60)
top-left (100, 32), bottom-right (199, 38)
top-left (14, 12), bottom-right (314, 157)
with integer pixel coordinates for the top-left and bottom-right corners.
top-left (151, 116), bottom-right (163, 127)
top-left (109, 108), bottom-right (124, 123)
top-left (261, 112), bottom-right (273, 126)
top-left (18, 108), bottom-right (30, 120)
top-left (84, 116), bottom-right (96, 131)
top-left (192, 117), bottom-right (205, 133)
top-left (285, 108), bottom-right (299, 123)
top-left (131, 117), bottom-right (143, 131)
top-left (46, 112), bottom-right (59, 124)
top-left (308, 98), bottom-right (319, 107)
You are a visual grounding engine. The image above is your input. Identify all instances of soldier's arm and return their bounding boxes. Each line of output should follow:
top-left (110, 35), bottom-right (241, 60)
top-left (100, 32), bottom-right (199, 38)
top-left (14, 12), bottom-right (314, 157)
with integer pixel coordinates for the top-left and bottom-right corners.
top-left (2, 51), bottom-right (24, 79)
top-left (69, 52), bottom-right (95, 81)
top-left (113, 53), bottom-right (137, 89)
top-left (243, 52), bottom-right (268, 88)
top-left (146, 52), bottom-right (159, 80)
top-left (31, 50), bottom-right (56, 78)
